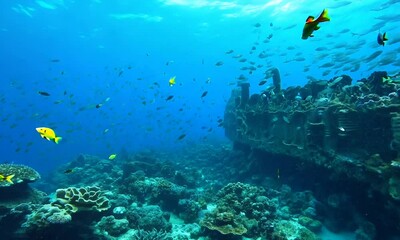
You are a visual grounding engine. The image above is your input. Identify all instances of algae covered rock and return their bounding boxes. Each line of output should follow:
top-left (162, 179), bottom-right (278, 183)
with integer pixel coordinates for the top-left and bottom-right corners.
top-left (0, 164), bottom-right (40, 187)
top-left (52, 186), bottom-right (110, 213)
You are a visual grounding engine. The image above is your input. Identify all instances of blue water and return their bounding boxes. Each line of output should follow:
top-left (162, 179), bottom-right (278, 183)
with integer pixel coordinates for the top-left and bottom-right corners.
top-left (1, 0), bottom-right (399, 174)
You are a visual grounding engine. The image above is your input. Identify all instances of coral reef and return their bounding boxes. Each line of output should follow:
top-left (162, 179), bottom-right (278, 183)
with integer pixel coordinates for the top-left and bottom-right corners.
top-left (51, 186), bottom-right (110, 213)
top-left (0, 163), bottom-right (40, 187)
top-left (201, 182), bottom-right (276, 237)
top-left (271, 220), bottom-right (320, 240)
top-left (126, 204), bottom-right (171, 231)
top-left (94, 215), bottom-right (129, 237)
top-left (22, 204), bottom-right (71, 229)
top-left (132, 229), bottom-right (172, 240)
top-left (123, 177), bottom-right (186, 209)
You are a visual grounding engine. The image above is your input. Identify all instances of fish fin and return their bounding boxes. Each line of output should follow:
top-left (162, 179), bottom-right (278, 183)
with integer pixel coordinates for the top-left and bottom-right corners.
top-left (383, 32), bottom-right (388, 41)
top-left (6, 174), bottom-right (14, 184)
top-left (310, 34), bottom-right (314, 37)
top-left (314, 25), bottom-right (321, 30)
top-left (317, 9), bottom-right (330, 22)
top-left (305, 16), bottom-right (314, 23)
top-left (54, 136), bottom-right (62, 144)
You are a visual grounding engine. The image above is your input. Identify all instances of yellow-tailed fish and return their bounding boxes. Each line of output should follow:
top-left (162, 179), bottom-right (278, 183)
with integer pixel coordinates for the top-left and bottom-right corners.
top-left (0, 174), bottom-right (15, 184)
top-left (169, 76), bottom-right (176, 87)
top-left (36, 127), bottom-right (62, 144)
top-left (109, 154), bottom-right (117, 160)
top-left (302, 9), bottom-right (330, 40)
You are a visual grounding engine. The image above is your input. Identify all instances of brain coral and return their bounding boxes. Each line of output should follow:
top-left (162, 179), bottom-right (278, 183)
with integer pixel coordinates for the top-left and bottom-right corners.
top-left (0, 164), bottom-right (40, 187)
top-left (52, 186), bottom-right (110, 213)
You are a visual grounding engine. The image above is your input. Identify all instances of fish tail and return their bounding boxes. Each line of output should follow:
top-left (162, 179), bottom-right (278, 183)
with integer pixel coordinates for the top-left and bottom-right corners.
top-left (6, 174), bottom-right (14, 184)
top-left (54, 136), bottom-right (62, 144)
top-left (318, 9), bottom-right (330, 22)
top-left (383, 32), bottom-right (388, 41)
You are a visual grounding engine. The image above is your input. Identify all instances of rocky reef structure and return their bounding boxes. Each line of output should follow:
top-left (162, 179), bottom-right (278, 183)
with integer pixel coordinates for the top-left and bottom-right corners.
top-left (224, 70), bottom-right (400, 238)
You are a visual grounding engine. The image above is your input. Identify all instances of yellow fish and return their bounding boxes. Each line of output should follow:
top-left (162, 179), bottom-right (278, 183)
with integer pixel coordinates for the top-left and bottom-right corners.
top-left (108, 154), bottom-right (117, 160)
top-left (0, 174), bottom-right (15, 184)
top-left (169, 76), bottom-right (176, 87)
top-left (36, 127), bottom-right (62, 144)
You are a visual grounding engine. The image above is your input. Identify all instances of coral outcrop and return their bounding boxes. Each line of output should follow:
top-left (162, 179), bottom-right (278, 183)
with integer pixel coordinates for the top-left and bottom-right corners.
top-left (0, 164), bottom-right (40, 187)
top-left (201, 182), bottom-right (276, 236)
top-left (51, 186), bottom-right (110, 213)
top-left (127, 204), bottom-right (171, 231)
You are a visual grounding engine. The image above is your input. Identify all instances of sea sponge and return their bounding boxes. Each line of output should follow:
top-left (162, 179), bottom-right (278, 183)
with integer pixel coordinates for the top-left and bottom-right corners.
top-left (52, 186), bottom-right (110, 213)
top-left (0, 164), bottom-right (40, 187)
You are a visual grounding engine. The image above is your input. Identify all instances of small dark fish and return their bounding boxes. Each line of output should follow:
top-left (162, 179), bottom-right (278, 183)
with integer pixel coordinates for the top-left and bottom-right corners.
top-left (254, 23), bottom-right (261, 28)
top-left (64, 90), bottom-right (67, 95)
top-left (118, 70), bottom-right (123, 77)
top-left (177, 134), bottom-right (186, 140)
top-left (218, 121), bottom-right (224, 127)
top-left (50, 59), bottom-right (60, 63)
top-left (201, 91), bottom-right (208, 98)
top-left (64, 169), bottom-right (74, 174)
top-left (258, 80), bottom-right (267, 86)
top-left (166, 95), bottom-right (174, 101)
top-left (215, 61), bottom-right (224, 66)
top-left (377, 32), bottom-right (388, 46)
top-left (38, 91), bottom-right (50, 96)
top-left (225, 50), bottom-right (234, 54)
top-left (95, 103), bottom-right (102, 108)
